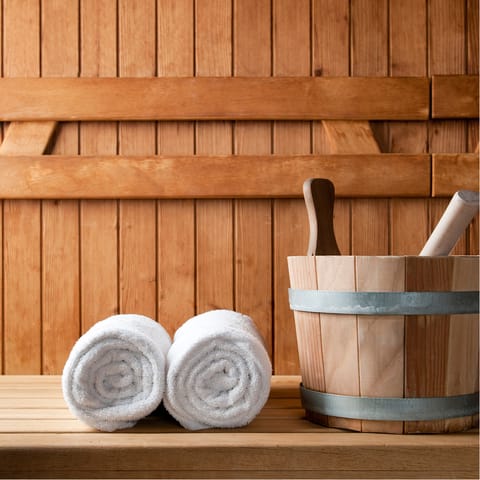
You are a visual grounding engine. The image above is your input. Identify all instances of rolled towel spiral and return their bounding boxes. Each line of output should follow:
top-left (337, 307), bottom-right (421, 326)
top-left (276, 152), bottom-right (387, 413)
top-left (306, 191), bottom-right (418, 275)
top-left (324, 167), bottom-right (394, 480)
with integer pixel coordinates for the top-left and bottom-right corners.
top-left (62, 314), bottom-right (171, 432)
top-left (163, 309), bottom-right (272, 430)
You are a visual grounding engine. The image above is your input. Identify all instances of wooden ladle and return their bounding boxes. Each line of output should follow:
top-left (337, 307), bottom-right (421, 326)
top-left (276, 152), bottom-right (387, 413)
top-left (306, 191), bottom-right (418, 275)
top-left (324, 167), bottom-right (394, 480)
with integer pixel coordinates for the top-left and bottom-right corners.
top-left (303, 178), bottom-right (340, 256)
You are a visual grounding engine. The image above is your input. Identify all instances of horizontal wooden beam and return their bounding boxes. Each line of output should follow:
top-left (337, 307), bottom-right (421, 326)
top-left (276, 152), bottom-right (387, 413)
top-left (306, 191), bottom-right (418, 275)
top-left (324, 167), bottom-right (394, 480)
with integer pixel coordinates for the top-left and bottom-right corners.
top-left (432, 153), bottom-right (479, 196)
top-left (432, 75), bottom-right (479, 118)
top-left (0, 154), bottom-right (430, 199)
top-left (0, 77), bottom-right (429, 121)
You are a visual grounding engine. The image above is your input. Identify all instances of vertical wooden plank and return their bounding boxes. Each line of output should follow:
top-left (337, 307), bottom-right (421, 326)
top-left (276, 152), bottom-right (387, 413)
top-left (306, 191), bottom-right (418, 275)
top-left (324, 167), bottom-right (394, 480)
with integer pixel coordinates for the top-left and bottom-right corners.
top-left (157, 0), bottom-right (195, 336)
top-left (316, 255), bottom-right (361, 431)
top-left (389, 0), bottom-right (429, 256)
top-left (404, 257), bottom-right (451, 433)
top-left (467, 0), bottom-right (479, 254)
top-left (41, 0), bottom-right (80, 374)
top-left (2, 0), bottom-right (41, 374)
top-left (80, 0), bottom-right (118, 332)
top-left (195, 0), bottom-right (234, 313)
top-left (350, 0), bottom-right (389, 256)
top-left (118, 0), bottom-right (157, 319)
top-left (312, 0), bottom-right (351, 255)
top-left (234, 0), bottom-right (272, 355)
top-left (444, 256), bottom-right (479, 432)
top-left (356, 256), bottom-right (404, 433)
top-left (272, 0), bottom-right (311, 374)
top-left (429, 0), bottom-right (466, 154)
top-left (287, 255), bottom-right (325, 426)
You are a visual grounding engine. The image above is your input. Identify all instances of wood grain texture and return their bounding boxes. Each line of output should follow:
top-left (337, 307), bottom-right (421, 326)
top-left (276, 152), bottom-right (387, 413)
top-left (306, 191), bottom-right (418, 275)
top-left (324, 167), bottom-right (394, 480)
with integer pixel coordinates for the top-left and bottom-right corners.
top-left (467, 0), bottom-right (479, 153)
top-left (41, 0), bottom-right (80, 374)
top-left (356, 256), bottom-right (404, 433)
top-left (432, 75), bottom-right (479, 119)
top-left (79, 0), bottom-right (118, 333)
top-left (2, 0), bottom-right (42, 374)
top-left (0, 376), bottom-right (477, 479)
top-left (157, 0), bottom-right (195, 335)
top-left (405, 256), bottom-right (451, 433)
top-left (118, 0), bottom-right (157, 320)
top-left (389, 0), bottom-right (429, 257)
top-left (0, 154), bottom-right (431, 199)
top-left (350, 0), bottom-right (389, 257)
top-left (0, 76), bottom-right (430, 121)
top-left (273, 0), bottom-right (311, 374)
top-left (444, 256), bottom-right (479, 432)
top-left (429, 0), bottom-right (466, 155)
top-left (195, 0), bottom-right (234, 314)
top-left (0, 122), bottom-right (56, 155)
top-left (315, 255), bottom-right (361, 431)
top-left (233, 0), bottom-right (273, 356)
top-left (312, 0), bottom-right (351, 254)
top-left (432, 153), bottom-right (480, 196)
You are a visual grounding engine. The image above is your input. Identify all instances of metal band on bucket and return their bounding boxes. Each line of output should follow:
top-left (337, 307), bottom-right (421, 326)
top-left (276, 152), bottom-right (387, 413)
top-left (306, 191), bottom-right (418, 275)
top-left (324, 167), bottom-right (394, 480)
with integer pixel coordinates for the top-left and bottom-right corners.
top-left (300, 384), bottom-right (480, 421)
top-left (289, 289), bottom-right (480, 315)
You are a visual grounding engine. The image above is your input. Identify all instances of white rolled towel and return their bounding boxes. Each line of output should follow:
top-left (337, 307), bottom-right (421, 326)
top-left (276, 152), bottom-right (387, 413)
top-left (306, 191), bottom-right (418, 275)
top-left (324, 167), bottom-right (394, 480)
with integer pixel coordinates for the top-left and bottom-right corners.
top-left (62, 314), bottom-right (171, 432)
top-left (164, 309), bottom-right (272, 430)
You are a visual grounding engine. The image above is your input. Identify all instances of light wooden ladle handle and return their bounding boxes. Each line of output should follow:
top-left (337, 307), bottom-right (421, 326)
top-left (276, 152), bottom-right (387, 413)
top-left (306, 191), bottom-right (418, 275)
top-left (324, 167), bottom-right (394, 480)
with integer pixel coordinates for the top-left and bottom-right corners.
top-left (420, 190), bottom-right (479, 256)
top-left (303, 178), bottom-right (340, 256)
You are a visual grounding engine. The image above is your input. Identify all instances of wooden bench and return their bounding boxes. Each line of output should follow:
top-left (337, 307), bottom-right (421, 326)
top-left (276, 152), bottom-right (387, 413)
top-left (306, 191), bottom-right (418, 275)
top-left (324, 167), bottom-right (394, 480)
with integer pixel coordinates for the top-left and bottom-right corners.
top-left (0, 375), bottom-right (478, 479)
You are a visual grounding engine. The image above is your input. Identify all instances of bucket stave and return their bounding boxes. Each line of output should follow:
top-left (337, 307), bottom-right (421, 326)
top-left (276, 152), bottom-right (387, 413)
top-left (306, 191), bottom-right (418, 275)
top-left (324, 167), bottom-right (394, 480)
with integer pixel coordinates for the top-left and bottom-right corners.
top-left (288, 255), bottom-right (479, 434)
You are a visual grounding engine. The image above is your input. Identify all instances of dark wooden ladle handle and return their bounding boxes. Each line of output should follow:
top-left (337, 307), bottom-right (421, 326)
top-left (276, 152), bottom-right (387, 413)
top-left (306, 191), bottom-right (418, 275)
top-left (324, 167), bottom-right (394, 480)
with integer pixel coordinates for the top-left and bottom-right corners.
top-left (303, 178), bottom-right (340, 256)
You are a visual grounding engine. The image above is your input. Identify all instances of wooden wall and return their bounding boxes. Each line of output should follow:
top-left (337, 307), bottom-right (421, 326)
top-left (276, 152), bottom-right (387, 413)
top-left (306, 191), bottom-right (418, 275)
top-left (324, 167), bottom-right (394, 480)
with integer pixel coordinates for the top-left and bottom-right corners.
top-left (0, 0), bottom-right (478, 374)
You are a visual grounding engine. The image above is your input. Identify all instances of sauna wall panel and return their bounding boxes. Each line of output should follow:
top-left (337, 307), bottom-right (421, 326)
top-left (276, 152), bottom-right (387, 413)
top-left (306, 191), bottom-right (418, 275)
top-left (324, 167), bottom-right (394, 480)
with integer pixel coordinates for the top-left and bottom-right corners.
top-left (0, 0), bottom-right (478, 374)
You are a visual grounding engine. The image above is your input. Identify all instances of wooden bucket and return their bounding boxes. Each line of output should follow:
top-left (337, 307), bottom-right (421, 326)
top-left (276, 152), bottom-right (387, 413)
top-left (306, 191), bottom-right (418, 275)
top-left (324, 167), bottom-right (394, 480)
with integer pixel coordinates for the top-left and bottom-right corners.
top-left (288, 255), bottom-right (479, 433)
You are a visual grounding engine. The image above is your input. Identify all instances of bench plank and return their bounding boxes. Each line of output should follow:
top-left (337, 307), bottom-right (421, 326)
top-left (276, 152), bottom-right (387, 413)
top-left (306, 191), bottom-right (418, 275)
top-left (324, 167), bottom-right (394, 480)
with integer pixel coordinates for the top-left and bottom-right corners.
top-left (432, 75), bottom-right (479, 118)
top-left (0, 77), bottom-right (430, 121)
top-left (0, 154), bottom-right (431, 199)
top-left (0, 375), bottom-right (477, 479)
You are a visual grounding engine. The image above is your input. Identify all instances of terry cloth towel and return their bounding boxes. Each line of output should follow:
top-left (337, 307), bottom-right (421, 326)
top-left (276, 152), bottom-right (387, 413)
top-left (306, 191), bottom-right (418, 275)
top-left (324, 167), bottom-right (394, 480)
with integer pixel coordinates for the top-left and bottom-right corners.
top-left (62, 314), bottom-right (171, 432)
top-left (164, 309), bottom-right (272, 430)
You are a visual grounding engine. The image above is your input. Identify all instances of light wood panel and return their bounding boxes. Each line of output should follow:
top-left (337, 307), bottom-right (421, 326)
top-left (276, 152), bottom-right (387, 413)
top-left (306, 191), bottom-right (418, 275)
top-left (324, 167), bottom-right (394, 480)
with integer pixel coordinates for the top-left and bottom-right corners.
top-left (41, 0), bottom-right (80, 375)
top-left (0, 154), bottom-right (431, 199)
top-left (429, 0), bottom-right (468, 256)
top-left (157, 0), bottom-right (195, 336)
top-left (273, 0), bottom-right (311, 374)
top-left (389, 0), bottom-right (429, 256)
top-left (195, 0), bottom-right (234, 314)
top-left (234, 0), bottom-right (273, 355)
top-left (118, 0), bottom-right (157, 320)
top-left (350, 0), bottom-right (389, 256)
top-left (2, 0), bottom-right (42, 374)
top-left (312, 0), bottom-right (351, 255)
top-left (432, 153), bottom-right (480, 196)
top-left (79, 0), bottom-right (118, 333)
top-left (0, 76), bottom-right (430, 121)
top-left (432, 75), bottom-right (479, 118)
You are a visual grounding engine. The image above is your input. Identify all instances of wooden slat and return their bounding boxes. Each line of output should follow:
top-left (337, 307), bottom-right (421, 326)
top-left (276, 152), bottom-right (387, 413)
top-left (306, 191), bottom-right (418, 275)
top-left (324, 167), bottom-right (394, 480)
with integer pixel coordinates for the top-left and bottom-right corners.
top-left (432, 153), bottom-right (480, 196)
top-left (312, 0), bottom-right (351, 255)
top-left (0, 154), bottom-right (431, 199)
top-left (2, 0), bottom-right (42, 374)
top-left (0, 76), bottom-right (430, 121)
top-left (234, 0), bottom-right (273, 357)
top-left (272, 0), bottom-right (311, 375)
top-left (195, 0), bottom-right (234, 314)
top-left (118, 0), bottom-right (157, 320)
top-left (432, 75), bottom-right (479, 118)
top-left (40, 0), bottom-right (80, 375)
top-left (157, 0), bottom-right (195, 337)
top-left (79, 0), bottom-right (119, 332)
